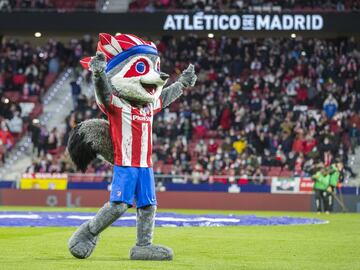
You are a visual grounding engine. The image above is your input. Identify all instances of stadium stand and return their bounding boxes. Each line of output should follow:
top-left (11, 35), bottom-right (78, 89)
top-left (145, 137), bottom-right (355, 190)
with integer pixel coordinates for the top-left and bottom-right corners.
top-left (0, 35), bottom-right (95, 167)
top-left (149, 36), bottom-right (360, 182)
top-left (2, 0), bottom-right (360, 13)
top-left (18, 35), bottom-right (360, 185)
top-left (0, 0), bottom-right (97, 11)
top-left (127, 0), bottom-right (360, 12)
top-left (0, 38), bottom-right (58, 164)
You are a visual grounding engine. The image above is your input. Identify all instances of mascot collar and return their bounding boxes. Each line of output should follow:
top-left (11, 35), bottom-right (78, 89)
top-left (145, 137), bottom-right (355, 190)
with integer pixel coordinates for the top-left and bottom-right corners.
top-left (106, 45), bottom-right (158, 73)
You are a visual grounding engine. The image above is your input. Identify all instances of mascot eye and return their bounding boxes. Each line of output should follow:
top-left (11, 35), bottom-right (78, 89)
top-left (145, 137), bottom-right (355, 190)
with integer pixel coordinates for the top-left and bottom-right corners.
top-left (136, 62), bottom-right (146, 73)
top-left (124, 58), bottom-right (150, 78)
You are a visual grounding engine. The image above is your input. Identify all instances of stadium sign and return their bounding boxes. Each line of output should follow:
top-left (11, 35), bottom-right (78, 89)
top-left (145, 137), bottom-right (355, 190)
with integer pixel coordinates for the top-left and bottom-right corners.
top-left (20, 173), bottom-right (68, 190)
top-left (271, 177), bottom-right (315, 194)
top-left (298, 177), bottom-right (314, 193)
top-left (3, 11), bottom-right (360, 36)
top-left (271, 177), bottom-right (300, 193)
top-left (163, 13), bottom-right (323, 31)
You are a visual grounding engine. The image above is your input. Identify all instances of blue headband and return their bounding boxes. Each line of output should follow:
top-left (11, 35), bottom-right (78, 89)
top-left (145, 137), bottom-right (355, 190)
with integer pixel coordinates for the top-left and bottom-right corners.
top-left (105, 45), bottom-right (158, 73)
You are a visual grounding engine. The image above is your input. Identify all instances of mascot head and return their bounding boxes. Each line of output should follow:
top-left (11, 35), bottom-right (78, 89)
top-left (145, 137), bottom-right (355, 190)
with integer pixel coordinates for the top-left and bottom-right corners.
top-left (80, 33), bottom-right (168, 104)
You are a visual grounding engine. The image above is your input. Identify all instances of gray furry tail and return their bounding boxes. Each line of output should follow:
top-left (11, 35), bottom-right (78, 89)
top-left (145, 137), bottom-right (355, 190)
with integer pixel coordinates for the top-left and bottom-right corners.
top-left (67, 119), bottom-right (114, 172)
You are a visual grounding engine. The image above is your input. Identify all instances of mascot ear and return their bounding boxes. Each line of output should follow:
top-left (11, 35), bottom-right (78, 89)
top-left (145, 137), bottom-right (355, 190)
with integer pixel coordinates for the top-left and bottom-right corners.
top-left (80, 57), bottom-right (93, 70)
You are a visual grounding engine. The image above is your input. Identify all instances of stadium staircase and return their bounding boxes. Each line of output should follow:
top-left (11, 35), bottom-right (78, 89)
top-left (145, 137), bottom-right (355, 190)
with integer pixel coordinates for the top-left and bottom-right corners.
top-left (349, 148), bottom-right (360, 186)
top-left (0, 69), bottom-right (92, 181)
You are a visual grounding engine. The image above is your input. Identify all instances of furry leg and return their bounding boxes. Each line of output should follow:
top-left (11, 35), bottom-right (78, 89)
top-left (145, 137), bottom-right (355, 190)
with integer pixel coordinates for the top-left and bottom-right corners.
top-left (68, 202), bottom-right (128, 259)
top-left (130, 205), bottom-right (173, 260)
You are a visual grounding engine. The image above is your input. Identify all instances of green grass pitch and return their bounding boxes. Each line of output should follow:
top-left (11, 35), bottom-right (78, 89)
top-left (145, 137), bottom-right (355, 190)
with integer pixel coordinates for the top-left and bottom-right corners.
top-left (0, 206), bottom-right (359, 270)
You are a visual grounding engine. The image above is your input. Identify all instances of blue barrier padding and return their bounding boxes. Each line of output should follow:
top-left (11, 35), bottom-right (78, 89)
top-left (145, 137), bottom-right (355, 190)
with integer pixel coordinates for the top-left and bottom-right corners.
top-left (67, 182), bottom-right (109, 190)
top-left (240, 184), bottom-right (271, 193)
top-left (0, 181), bottom-right (15, 189)
top-left (8, 179), bottom-right (357, 195)
top-left (163, 183), bottom-right (270, 192)
top-left (338, 187), bottom-right (358, 195)
top-left (164, 183), bottom-right (229, 192)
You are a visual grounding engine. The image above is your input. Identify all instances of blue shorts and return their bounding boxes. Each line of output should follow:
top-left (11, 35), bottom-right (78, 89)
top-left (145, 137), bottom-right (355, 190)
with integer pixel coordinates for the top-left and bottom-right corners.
top-left (110, 166), bottom-right (157, 208)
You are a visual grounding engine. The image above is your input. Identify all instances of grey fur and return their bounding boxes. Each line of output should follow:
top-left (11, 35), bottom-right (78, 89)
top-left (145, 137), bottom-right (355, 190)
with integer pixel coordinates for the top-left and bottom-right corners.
top-left (129, 205), bottom-right (173, 260)
top-left (68, 202), bottom-right (128, 259)
top-left (90, 52), bottom-right (112, 109)
top-left (89, 202), bottom-right (128, 235)
top-left (178, 64), bottom-right (197, 88)
top-left (136, 205), bottom-right (156, 246)
top-left (160, 82), bottom-right (183, 108)
top-left (90, 51), bottom-right (107, 73)
top-left (160, 64), bottom-right (197, 108)
top-left (76, 119), bottom-right (114, 164)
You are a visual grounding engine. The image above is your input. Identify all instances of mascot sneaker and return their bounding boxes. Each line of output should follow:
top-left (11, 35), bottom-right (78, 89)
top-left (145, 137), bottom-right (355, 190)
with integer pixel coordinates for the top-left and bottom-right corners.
top-left (68, 221), bottom-right (99, 259)
top-left (130, 244), bottom-right (173, 260)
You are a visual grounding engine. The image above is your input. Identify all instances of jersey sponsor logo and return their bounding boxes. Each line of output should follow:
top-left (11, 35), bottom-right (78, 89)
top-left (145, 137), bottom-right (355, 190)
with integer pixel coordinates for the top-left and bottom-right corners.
top-left (132, 114), bottom-right (151, 121)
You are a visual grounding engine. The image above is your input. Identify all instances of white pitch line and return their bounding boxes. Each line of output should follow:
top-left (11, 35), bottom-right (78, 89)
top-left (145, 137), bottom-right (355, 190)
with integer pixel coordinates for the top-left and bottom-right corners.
top-left (65, 215), bottom-right (240, 223)
top-left (0, 214), bottom-right (41, 219)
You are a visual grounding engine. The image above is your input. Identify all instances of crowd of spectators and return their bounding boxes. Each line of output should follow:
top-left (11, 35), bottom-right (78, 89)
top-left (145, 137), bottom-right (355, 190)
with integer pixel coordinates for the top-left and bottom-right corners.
top-left (0, 0), bottom-right (96, 11)
top-left (149, 35), bottom-right (360, 183)
top-left (0, 38), bottom-right (60, 97)
top-left (23, 34), bottom-right (97, 172)
top-left (0, 38), bottom-right (54, 164)
top-left (2, 0), bottom-right (360, 13)
top-left (0, 35), bottom-right (94, 165)
top-left (0, 0), bottom-right (51, 11)
top-left (129, 0), bottom-right (360, 12)
top-left (21, 34), bottom-right (360, 185)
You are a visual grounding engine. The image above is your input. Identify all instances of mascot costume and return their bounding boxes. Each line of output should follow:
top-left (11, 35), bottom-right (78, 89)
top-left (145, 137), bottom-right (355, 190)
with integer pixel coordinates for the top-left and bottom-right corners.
top-left (67, 33), bottom-right (197, 261)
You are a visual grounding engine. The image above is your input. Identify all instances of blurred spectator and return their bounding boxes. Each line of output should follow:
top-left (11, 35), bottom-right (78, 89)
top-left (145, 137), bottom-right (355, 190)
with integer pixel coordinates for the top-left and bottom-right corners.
top-left (7, 111), bottom-right (22, 133)
top-left (28, 119), bottom-right (41, 154)
top-left (323, 94), bottom-right (338, 119)
top-left (0, 121), bottom-right (14, 152)
top-left (47, 127), bottom-right (58, 151)
top-left (70, 76), bottom-right (82, 109)
top-left (48, 54), bottom-right (60, 74)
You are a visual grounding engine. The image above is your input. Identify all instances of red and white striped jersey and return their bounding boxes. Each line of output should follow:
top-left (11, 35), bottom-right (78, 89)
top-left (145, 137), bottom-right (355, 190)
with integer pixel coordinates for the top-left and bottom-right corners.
top-left (98, 95), bottom-right (162, 167)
